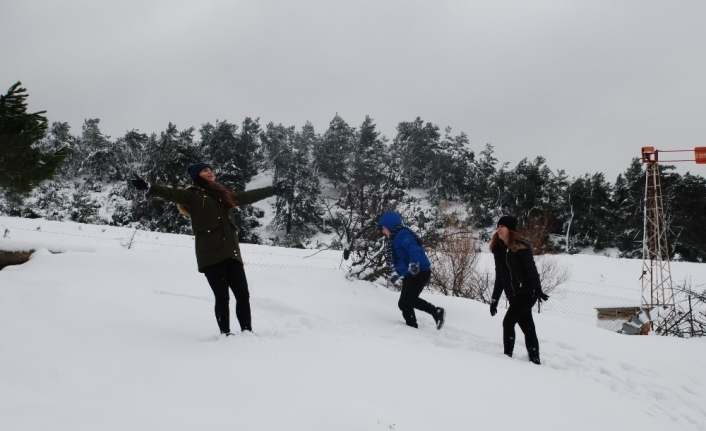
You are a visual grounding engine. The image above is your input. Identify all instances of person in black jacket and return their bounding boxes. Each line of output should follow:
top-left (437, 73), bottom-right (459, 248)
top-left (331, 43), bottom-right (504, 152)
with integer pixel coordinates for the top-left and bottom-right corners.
top-left (489, 215), bottom-right (549, 364)
top-left (129, 162), bottom-right (291, 336)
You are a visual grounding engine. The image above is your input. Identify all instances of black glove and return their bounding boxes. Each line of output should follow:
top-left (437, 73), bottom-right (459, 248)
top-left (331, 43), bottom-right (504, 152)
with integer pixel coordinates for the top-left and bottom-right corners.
top-left (490, 299), bottom-right (498, 317)
top-left (536, 289), bottom-right (549, 302)
top-left (129, 174), bottom-right (149, 191)
top-left (408, 262), bottom-right (420, 276)
top-left (343, 249), bottom-right (350, 260)
top-left (273, 181), bottom-right (293, 197)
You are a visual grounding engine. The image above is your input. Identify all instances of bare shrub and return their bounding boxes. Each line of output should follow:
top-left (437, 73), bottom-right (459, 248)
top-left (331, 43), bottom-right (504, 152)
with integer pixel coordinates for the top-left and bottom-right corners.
top-left (534, 254), bottom-right (571, 295)
top-left (426, 212), bottom-right (570, 305)
top-left (468, 266), bottom-right (495, 304)
top-left (456, 252), bottom-right (570, 307)
top-left (427, 229), bottom-right (483, 300)
top-left (658, 278), bottom-right (706, 337)
top-left (519, 210), bottom-right (556, 255)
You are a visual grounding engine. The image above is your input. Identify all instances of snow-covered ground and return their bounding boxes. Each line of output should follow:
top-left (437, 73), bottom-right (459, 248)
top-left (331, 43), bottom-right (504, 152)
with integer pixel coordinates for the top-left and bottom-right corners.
top-left (1, 215), bottom-right (705, 431)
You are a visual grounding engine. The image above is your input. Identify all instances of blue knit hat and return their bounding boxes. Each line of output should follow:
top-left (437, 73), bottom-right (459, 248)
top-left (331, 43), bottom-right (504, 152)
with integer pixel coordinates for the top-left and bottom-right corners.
top-left (378, 211), bottom-right (403, 231)
top-left (187, 162), bottom-right (211, 182)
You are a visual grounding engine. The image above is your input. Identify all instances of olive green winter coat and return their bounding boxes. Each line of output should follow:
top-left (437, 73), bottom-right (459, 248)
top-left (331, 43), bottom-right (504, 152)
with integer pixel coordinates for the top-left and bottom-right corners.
top-left (147, 183), bottom-right (274, 272)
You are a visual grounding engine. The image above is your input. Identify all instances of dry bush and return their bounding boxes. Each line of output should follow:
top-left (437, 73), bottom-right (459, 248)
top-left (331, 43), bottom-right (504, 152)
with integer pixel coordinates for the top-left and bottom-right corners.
top-left (658, 278), bottom-right (706, 337)
top-left (519, 210), bottom-right (555, 255)
top-left (427, 229), bottom-right (484, 300)
top-left (427, 214), bottom-right (570, 304)
top-left (467, 266), bottom-right (495, 304)
top-left (453, 252), bottom-right (570, 305)
top-left (534, 254), bottom-right (571, 294)
top-left (429, 229), bottom-right (492, 303)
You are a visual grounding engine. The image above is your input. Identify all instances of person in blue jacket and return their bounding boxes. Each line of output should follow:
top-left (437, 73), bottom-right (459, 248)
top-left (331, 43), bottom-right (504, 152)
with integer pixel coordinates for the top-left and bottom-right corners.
top-left (378, 211), bottom-right (446, 330)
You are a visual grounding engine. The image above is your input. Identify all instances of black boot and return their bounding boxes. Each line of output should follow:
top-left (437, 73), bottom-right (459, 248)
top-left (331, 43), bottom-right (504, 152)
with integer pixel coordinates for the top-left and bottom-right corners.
top-left (401, 306), bottom-right (418, 328)
top-left (528, 347), bottom-right (541, 365)
top-left (216, 313), bottom-right (230, 335)
top-left (503, 334), bottom-right (515, 358)
top-left (433, 307), bottom-right (446, 330)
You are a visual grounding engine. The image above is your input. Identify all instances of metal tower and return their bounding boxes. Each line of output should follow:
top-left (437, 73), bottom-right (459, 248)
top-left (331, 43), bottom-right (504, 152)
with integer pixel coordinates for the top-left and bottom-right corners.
top-left (639, 146), bottom-right (706, 333)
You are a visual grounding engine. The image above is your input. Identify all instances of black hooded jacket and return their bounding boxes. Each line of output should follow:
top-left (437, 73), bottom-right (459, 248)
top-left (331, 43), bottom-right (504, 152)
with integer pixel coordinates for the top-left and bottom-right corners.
top-left (491, 240), bottom-right (542, 302)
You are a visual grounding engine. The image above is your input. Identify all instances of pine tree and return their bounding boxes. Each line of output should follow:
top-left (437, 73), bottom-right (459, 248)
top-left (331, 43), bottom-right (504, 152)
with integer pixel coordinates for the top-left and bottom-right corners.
top-left (131, 123), bottom-right (203, 234)
top-left (565, 173), bottom-right (614, 251)
top-left (238, 117), bottom-right (264, 180)
top-left (313, 114), bottom-right (354, 185)
top-left (200, 118), bottom-right (262, 190)
top-left (69, 184), bottom-right (104, 224)
top-left (481, 156), bottom-right (560, 252)
top-left (0, 82), bottom-right (66, 195)
top-left (612, 158), bottom-right (645, 257)
top-left (34, 122), bottom-right (77, 177)
top-left (119, 129), bottom-right (150, 164)
top-left (29, 179), bottom-right (71, 220)
top-left (320, 116), bottom-right (422, 281)
top-left (262, 122), bottom-right (322, 240)
top-left (544, 169), bottom-right (571, 252)
top-left (78, 119), bottom-right (128, 182)
top-left (390, 117), bottom-right (441, 189)
top-left (22, 122), bottom-right (81, 220)
top-left (427, 127), bottom-right (474, 205)
top-left (327, 116), bottom-right (392, 255)
top-left (661, 171), bottom-right (706, 262)
top-left (466, 144), bottom-right (501, 230)
top-left (507, 157), bottom-right (554, 220)
top-left (199, 118), bottom-right (265, 243)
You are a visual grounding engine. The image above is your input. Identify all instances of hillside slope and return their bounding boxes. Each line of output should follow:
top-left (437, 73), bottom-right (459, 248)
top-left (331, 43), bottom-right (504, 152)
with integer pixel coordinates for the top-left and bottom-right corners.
top-left (1, 216), bottom-right (705, 431)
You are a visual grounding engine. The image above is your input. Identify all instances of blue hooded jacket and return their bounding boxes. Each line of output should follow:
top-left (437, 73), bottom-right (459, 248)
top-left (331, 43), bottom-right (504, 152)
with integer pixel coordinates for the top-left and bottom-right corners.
top-left (378, 211), bottom-right (431, 277)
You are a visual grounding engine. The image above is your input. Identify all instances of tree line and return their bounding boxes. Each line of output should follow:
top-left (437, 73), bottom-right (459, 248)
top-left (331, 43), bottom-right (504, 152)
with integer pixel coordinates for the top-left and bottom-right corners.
top-left (2, 82), bottom-right (706, 277)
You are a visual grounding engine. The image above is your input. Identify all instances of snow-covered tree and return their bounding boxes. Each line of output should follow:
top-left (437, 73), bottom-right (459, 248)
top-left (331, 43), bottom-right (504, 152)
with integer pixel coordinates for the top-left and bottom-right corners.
top-left (612, 158), bottom-right (645, 258)
top-left (390, 117), bottom-right (440, 189)
top-left (313, 114), bottom-right (353, 185)
top-left (0, 82), bottom-right (66, 196)
top-left (564, 173), bottom-right (614, 251)
top-left (426, 127), bottom-right (474, 205)
top-left (262, 122), bottom-right (321, 240)
top-left (130, 123), bottom-right (202, 234)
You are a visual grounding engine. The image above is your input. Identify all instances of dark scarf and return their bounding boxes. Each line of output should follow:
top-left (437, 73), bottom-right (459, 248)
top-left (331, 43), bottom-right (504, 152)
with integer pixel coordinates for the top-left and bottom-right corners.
top-left (385, 225), bottom-right (423, 271)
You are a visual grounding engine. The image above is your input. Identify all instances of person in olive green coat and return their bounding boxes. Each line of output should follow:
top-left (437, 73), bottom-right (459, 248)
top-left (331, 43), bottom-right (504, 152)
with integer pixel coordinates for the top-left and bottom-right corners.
top-left (129, 162), bottom-right (291, 335)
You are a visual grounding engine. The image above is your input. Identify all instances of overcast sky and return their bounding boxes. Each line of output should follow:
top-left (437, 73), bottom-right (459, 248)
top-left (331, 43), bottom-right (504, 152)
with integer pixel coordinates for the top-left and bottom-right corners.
top-left (2, 0), bottom-right (705, 180)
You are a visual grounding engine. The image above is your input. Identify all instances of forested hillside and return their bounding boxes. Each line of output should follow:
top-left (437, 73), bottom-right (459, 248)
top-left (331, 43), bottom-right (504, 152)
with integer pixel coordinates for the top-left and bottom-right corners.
top-left (2, 113), bottom-right (705, 266)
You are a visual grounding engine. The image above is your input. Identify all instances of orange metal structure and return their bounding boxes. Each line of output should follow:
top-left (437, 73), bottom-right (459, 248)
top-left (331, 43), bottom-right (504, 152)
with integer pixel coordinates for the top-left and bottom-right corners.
top-left (639, 145), bottom-right (703, 333)
top-left (696, 147), bottom-right (706, 164)
top-left (642, 146), bottom-right (706, 163)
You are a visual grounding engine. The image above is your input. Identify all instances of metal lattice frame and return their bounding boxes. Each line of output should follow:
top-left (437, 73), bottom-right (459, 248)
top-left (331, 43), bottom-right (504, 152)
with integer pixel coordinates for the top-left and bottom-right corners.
top-left (641, 162), bottom-right (675, 331)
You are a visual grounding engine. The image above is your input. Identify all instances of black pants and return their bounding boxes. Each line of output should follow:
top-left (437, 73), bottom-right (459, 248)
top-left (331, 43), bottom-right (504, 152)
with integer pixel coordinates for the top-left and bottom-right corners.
top-left (398, 270), bottom-right (436, 328)
top-left (203, 259), bottom-right (251, 333)
top-left (502, 295), bottom-right (539, 359)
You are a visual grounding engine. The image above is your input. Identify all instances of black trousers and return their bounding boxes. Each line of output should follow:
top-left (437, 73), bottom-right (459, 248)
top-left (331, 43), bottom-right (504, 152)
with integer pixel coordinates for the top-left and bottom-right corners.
top-left (502, 295), bottom-right (539, 359)
top-left (398, 270), bottom-right (436, 328)
top-left (202, 259), bottom-right (251, 333)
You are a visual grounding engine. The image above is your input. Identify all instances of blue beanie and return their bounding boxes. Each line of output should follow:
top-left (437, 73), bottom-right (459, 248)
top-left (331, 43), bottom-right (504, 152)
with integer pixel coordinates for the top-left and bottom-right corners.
top-left (187, 162), bottom-right (211, 182)
top-left (378, 211), bottom-right (403, 231)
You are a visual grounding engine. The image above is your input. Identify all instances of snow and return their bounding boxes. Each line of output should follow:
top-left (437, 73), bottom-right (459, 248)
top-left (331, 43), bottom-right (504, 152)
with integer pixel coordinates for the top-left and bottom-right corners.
top-left (1, 215), bottom-right (706, 431)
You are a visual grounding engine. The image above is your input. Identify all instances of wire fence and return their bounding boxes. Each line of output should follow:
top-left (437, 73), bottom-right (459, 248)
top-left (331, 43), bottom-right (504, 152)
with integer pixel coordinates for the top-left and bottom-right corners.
top-left (493, 285), bottom-right (706, 334)
top-left (530, 289), bottom-right (638, 330)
